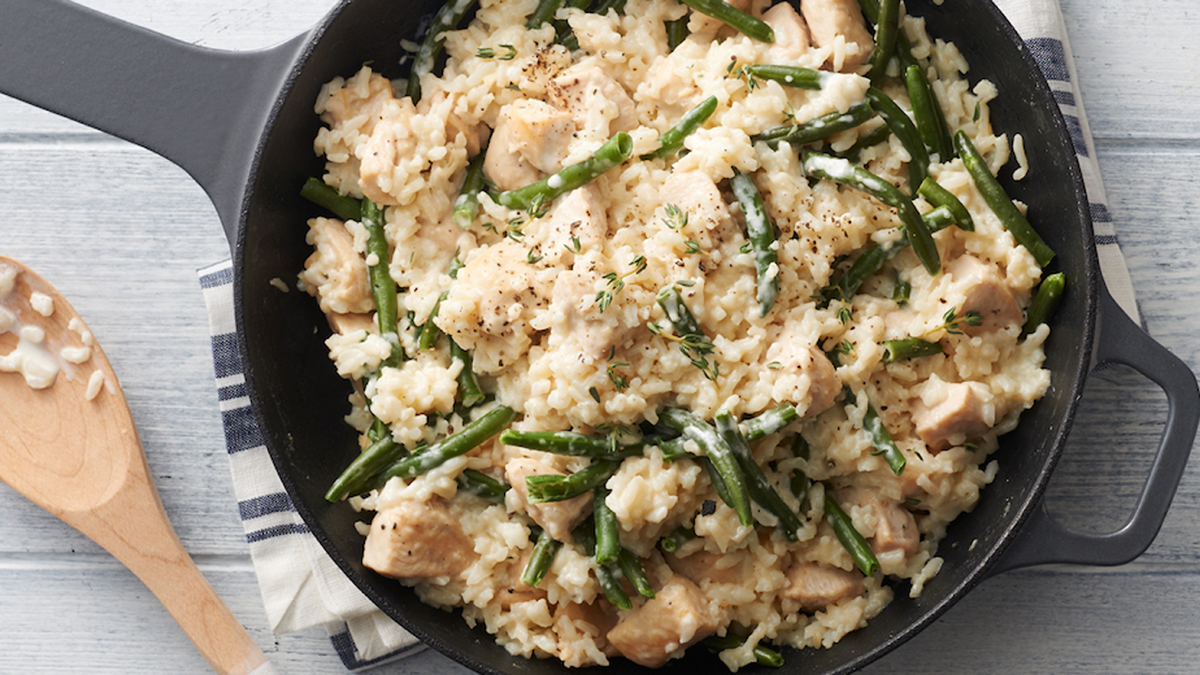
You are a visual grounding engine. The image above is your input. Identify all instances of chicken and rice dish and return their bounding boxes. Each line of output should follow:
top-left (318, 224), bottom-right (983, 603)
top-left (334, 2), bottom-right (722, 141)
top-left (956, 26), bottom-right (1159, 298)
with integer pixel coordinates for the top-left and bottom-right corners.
top-left (297, 0), bottom-right (1061, 668)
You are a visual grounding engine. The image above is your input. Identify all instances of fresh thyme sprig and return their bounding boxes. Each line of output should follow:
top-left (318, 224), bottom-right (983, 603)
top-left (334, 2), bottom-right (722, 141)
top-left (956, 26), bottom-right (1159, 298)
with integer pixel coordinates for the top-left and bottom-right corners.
top-left (927, 306), bottom-right (983, 336)
top-left (662, 203), bottom-right (688, 230)
top-left (595, 255), bottom-right (647, 312)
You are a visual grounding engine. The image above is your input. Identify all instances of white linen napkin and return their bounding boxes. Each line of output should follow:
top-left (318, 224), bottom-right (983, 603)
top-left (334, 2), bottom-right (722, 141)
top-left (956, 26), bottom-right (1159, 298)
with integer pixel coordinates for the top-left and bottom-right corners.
top-left (197, 0), bottom-right (1141, 669)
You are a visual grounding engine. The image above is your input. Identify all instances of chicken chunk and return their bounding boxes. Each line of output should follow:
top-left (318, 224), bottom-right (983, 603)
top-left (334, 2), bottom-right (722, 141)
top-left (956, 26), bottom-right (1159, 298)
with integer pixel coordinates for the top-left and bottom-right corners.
top-left (781, 562), bottom-right (864, 612)
top-left (549, 267), bottom-right (625, 360)
top-left (914, 380), bottom-right (995, 451)
top-left (300, 217), bottom-right (373, 315)
top-left (362, 499), bottom-right (477, 578)
top-left (548, 66), bottom-right (639, 139)
top-left (835, 487), bottom-right (919, 557)
top-left (484, 99), bottom-right (575, 189)
top-left (506, 457), bottom-right (593, 542)
top-left (606, 574), bottom-right (720, 668)
top-left (318, 67), bottom-right (395, 136)
top-left (327, 312), bottom-right (374, 336)
top-left (659, 170), bottom-right (737, 248)
top-left (763, 2), bottom-right (812, 63)
top-left (436, 241), bottom-right (551, 372)
top-left (665, 549), bottom-right (749, 586)
top-left (534, 185), bottom-right (609, 266)
top-left (800, 0), bottom-right (874, 70)
top-left (762, 333), bottom-right (841, 417)
top-left (358, 97), bottom-right (422, 206)
top-left (947, 255), bottom-right (1023, 334)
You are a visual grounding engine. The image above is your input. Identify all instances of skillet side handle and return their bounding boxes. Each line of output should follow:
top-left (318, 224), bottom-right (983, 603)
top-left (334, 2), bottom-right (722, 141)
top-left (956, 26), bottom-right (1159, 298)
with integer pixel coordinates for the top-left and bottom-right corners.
top-left (0, 0), bottom-right (309, 247)
top-left (987, 285), bottom-right (1199, 577)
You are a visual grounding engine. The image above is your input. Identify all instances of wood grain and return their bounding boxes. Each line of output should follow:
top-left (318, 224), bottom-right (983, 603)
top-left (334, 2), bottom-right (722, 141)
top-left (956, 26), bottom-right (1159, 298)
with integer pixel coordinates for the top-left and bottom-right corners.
top-left (0, 0), bottom-right (1197, 673)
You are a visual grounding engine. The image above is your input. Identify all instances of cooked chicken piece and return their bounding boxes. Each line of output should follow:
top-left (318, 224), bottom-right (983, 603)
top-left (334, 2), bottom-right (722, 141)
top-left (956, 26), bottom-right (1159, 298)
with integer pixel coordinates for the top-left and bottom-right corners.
top-left (494, 548), bottom-right (549, 607)
top-left (659, 170), bottom-right (736, 247)
top-left (947, 255), bottom-right (1023, 334)
top-left (762, 334), bottom-right (841, 417)
top-left (358, 97), bottom-right (421, 206)
top-left (835, 487), bottom-right (919, 556)
top-left (535, 185), bottom-right (609, 265)
top-left (638, 47), bottom-right (706, 121)
top-left (665, 549), bottom-right (749, 586)
top-left (606, 574), bottom-right (720, 668)
top-left (328, 312), bottom-right (374, 336)
top-left (300, 217), bottom-right (373, 315)
top-left (362, 499), bottom-right (477, 578)
top-left (548, 66), bottom-right (639, 137)
top-left (914, 380), bottom-right (995, 451)
top-left (550, 267), bottom-right (625, 360)
top-left (506, 457), bottom-right (593, 542)
top-left (484, 99), bottom-right (575, 189)
top-left (436, 241), bottom-right (551, 372)
top-left (763, 2), bottom-right (812, 63)
top-left (800, 0), bottom-right (874, 70)
top-left (688, 0), bottom-right (752, 35)
top-left (781, 562), bottom-right (864, 611)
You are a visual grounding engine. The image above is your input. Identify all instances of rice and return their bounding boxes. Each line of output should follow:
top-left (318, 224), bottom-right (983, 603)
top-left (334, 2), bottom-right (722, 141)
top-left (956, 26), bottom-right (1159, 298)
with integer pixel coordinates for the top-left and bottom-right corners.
top-left (300, 0), bottom-right (1053, 669)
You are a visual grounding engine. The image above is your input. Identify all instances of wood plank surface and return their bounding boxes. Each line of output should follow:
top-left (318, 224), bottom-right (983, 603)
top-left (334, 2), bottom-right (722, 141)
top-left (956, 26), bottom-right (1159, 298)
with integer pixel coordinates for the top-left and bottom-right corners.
top-left (1, 0), bottom-right (1197, 673)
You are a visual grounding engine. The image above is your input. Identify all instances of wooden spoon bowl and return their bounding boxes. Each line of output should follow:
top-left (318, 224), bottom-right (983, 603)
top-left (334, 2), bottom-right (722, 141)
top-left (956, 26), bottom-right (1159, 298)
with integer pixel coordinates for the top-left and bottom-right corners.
top-left (0, 256), bottom-right (276, 675)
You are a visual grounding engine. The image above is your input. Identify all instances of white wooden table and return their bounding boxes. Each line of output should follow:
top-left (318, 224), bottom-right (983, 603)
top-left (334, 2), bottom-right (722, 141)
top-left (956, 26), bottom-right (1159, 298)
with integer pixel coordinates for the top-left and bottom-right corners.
top-left (1, 1), bottom-right (1197, 673)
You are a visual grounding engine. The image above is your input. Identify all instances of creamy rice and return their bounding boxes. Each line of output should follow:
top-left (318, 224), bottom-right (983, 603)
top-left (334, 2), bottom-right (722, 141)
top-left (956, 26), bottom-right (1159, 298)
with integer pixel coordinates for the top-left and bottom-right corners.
top-left (301, 0), bottom-right (1053, 669)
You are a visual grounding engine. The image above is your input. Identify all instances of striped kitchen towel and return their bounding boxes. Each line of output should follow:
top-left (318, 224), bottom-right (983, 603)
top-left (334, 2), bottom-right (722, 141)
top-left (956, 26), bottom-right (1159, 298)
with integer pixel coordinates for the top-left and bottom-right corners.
top-left (198, 0), bottom-right (1140, 670)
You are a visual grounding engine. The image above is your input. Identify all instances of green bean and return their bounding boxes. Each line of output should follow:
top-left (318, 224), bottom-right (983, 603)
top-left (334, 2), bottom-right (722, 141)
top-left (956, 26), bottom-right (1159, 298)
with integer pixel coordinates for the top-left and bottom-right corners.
top-left (325, 435), bottom-right (404, 502)
top-left (522, 527), bottom-right (563, 587)
top-left (741, 404), bottom-right (798, 441)
top-left (616, 548), bottom-right (656, 599)
top-left (592, 0), bottom-right (628, 16)
top-left (658, 408), bottom-right (753, 526)
top-left (881, 337), bottom-right (943, 363)
top-left (716, 412), bottom-right (802, 540)
top-left (917, 177), bottom-right (974, 231)
top-left (655, 285), bottom-right (705, 338)
top-left (301, 178), bottom-right (362, 221)
top-left (954, 130), bottom-right (1056, 267)
top-left (449, 339), bottom-right (486, 408)
top-left (594, 559), bottom-right (632, 609)
top-left (497, 132), bottom-right (632, 211)
top-left (406, 0), bottom-right (479, 103)
top-left (526, 460), bottom-right (620, 503)
top-left (500, 429), bottom-right (642, 458)
top-left (593, 485), bottom-right (621, 564)
top-left (864, 87), bottom-right (929, 192)
top-left (526, 0), bottom-right (564, 27)
top-left (847, 390), bottom-right (905, 475)
top-left (666, 16), bottom-right (690, 50)
top-left (679, 0), bottom-right (774, 42)
top-left (417, 291), bottom-right (447, 351)
top-left (641, 96), bottom-right (718, 161)
top-left (866, 0), bottom-right (899, 82)
top-left (452, 154), bottom-right (486, 229)
top-left (731, 170), bottom-right (780, 316)
top-left (702, 634), bottom-right (784, 668)
top-left (1022, 272), bottom-right (1066, 337)
top-left (375, 405), bottom-right (516, 485)
top-left (457, 468), bottom-right (510, 503)
top-left (824, 490), bottom-right (880, 576)
top-left (657, 436), bottom-right (691, 462)
top-left (789, 434), bottom-right (810, 503)
top-left (752, 103), bottom-right (874, 149)
top-left (742, 65), bottom-right (827, 90)
top-left (801, 150), bottom-right (939, 275)
top-left (905, 65), bottom-right (955, 161)
top-left (701, 456), bottom-right (736, 507)
top-left (360, 198), bottom-right (405, 368)
top-left (658, 525), bottom-right (696, 553)
top-left (892, 271), bottom-right (911, 303)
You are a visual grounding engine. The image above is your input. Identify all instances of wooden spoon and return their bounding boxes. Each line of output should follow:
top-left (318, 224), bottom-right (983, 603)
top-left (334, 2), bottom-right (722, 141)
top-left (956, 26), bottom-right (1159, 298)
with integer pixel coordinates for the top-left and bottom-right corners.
top-left (0, 256), bottom-right (277, 675)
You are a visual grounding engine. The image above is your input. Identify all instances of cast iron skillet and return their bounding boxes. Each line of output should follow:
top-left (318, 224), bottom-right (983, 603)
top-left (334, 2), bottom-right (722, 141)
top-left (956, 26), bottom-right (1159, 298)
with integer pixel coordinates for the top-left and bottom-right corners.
top-left (2, 1), bottom-right (1197, 672)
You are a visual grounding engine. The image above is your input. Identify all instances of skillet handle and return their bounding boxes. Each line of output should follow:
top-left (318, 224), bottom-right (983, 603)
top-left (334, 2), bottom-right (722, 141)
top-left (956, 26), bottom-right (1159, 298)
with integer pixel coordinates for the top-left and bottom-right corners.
top-left (0, 0), bottom-right (310, 247)
top-left (987, 284), bottom-right (1199, 576)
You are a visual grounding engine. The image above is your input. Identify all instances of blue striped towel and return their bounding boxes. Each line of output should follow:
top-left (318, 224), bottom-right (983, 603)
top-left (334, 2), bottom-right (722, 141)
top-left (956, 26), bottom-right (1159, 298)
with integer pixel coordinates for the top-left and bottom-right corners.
top-left (198, 1), bottom-right (1140, 670)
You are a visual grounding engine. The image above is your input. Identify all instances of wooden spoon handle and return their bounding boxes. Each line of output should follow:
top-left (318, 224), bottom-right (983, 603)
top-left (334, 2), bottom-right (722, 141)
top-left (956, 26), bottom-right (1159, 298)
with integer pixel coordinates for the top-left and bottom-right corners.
top-left (67, 461), bottom-right (274, 675)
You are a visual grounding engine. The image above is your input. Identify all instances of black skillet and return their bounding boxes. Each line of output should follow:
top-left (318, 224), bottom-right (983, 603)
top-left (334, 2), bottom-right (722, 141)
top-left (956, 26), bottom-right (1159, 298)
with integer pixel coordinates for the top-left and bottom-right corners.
top-left (1, 0), bottom-right (1196, 672)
